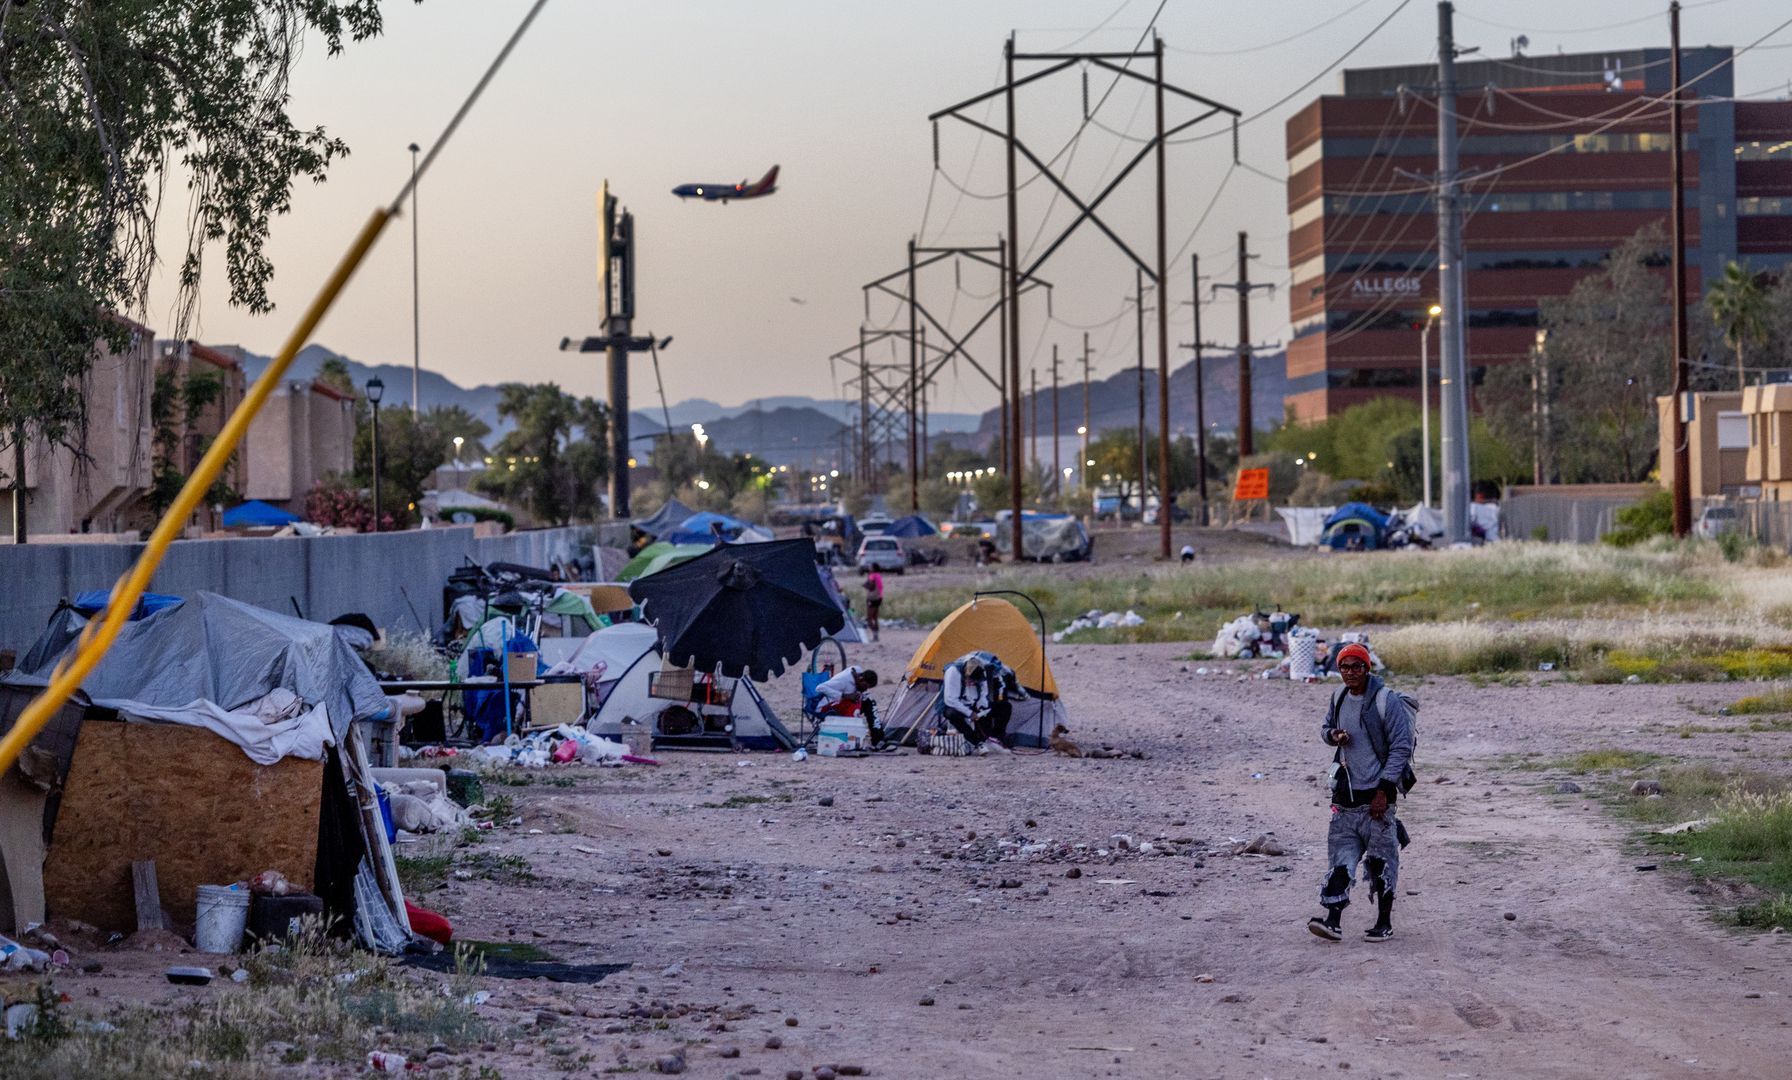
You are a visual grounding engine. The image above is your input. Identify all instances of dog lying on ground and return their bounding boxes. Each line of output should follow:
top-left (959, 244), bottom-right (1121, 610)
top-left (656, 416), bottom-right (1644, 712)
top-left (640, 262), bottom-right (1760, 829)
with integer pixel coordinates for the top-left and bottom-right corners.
top-left (1050, 724), bottom-right (1133, 759)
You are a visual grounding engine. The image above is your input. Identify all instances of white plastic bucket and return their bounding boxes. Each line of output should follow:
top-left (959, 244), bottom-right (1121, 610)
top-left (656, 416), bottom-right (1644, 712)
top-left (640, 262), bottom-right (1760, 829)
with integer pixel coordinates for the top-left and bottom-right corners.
top-left (194, 884), bottom-right (251, 954)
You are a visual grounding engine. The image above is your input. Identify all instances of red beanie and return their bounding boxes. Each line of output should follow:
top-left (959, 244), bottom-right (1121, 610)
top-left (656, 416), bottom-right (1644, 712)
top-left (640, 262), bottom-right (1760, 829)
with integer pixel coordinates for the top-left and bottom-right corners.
top-left (1336, 643), bottom-right (1372, 668)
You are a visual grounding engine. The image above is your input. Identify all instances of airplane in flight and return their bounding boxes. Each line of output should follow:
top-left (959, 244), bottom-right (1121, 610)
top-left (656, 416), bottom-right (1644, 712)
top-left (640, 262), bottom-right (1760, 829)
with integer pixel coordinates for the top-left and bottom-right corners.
top-left (671, 165), bottom-right (779, 204)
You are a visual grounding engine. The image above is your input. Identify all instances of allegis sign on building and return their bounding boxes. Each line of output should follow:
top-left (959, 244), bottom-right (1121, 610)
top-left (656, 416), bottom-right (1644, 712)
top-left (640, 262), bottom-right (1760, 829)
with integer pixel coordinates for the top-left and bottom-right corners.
top-left (1348, 276), bottom-right (1421, 298)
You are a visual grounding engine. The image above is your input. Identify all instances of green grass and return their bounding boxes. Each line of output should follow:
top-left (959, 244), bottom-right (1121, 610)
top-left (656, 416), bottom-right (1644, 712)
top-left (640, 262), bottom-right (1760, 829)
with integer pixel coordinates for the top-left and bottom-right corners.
top-left (0, 922), bottom-right (489, 1078)
top-left (394, 853), bottom-right (451, 895)
top-left (888, 543), bottom-right (1727, 646)
top-left (1729, 686), bottom-right (1792, 716)
top-left (1555, 749), bottom-right (1663, 773)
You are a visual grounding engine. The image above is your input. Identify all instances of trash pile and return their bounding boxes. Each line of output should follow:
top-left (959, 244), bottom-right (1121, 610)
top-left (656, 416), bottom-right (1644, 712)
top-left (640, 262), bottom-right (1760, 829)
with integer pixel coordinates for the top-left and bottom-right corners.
top-left (1259, 630), bottom-right (1386, 681)
top-left (420, 724), bottom-right (659, 769)
top-left (1052, 609), bottom-right (1146, 641)
top-left (1212, 608), bottom-right (1302, 659)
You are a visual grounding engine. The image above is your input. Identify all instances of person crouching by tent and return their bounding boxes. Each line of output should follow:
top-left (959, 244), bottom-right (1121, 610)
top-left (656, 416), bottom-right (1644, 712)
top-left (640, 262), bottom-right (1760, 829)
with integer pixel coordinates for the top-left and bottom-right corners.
top-left (940, 652), bottom-right (1019, 756)
top-left (815, 665), bottom-right (878, 718)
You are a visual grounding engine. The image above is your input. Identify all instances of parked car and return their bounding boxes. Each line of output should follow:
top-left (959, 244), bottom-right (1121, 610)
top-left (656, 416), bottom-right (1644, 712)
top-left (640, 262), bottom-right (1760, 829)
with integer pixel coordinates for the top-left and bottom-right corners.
top-left (856, 535), bottom-right (907, 573)
top-left (858, 513), bottom-right (893, 536)
top-left (1695, 505), bottom-right (1740, 539)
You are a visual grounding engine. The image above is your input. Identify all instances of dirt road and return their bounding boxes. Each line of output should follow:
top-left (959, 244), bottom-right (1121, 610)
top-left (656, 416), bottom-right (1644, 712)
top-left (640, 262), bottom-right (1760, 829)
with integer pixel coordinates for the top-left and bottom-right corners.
top-left (414, 633), bottom-right (1792, 1079)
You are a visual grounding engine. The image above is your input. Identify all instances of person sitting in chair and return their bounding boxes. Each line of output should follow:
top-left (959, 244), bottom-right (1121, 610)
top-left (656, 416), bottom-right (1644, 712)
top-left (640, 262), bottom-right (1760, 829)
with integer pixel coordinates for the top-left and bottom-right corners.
top-left (813, 666), bottom-right (878, 718)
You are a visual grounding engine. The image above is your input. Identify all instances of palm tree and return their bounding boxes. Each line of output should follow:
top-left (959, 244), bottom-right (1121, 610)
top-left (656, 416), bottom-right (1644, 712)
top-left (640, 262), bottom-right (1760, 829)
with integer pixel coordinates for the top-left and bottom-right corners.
top-left (1707, 261), bottom-right (1768, 390)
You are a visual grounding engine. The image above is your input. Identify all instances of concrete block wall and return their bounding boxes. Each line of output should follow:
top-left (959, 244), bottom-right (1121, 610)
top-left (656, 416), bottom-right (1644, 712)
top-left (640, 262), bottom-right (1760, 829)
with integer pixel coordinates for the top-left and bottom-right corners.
top-left (0, 525), bottom-right (603, 655)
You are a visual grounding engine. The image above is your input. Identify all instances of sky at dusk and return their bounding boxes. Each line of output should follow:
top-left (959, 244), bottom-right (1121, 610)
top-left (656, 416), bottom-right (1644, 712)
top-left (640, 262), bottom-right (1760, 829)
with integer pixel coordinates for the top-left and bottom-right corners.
top-left (147, 0), bottom-right (1792, 419)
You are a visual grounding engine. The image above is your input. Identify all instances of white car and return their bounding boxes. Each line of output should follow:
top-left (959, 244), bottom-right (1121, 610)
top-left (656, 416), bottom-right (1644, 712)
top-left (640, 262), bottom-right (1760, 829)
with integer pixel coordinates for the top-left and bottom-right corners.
top-left (1695, 505), bottom-right (1739, 539)
top-left (858, 514), bottom-right (893, 536)
top-left (856, 535), bottom-right (907, 573)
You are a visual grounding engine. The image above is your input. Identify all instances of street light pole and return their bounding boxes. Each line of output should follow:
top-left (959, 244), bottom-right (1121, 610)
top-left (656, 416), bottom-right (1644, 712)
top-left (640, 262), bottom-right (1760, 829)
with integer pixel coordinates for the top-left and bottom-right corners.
top-left (366, 376), bottom-right (385, 531)
top-left (408, 143), bottom-right (420, 417)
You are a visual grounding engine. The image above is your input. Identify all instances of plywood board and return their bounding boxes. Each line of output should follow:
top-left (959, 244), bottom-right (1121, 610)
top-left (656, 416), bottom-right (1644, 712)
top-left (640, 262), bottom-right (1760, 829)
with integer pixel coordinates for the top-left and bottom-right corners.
top-left (43, 720), bottom-right (323, 932)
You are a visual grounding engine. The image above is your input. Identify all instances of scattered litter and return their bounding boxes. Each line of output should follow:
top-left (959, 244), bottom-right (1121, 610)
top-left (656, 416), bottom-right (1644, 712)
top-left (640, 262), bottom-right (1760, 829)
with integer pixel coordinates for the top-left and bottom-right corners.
top-left (574, 845), bottom-right (601, 855)
top-left (1658, 818), bottom-right (1715, 835)
top-left (1070, 1045), bottom-right (1136, 1052)
top-left (0, 933), bottom-right (51, 972)
top-left (1094, 879), bottom-right (1137, 886)
top-left (4, 1003), bottom-right (39, 1041)
top-left (1053, 609), bottom-right (1146, 641)
top-left (1538, 662), bottom-right (1555, 672)
top-left (366, 1050), bottom-right (408, 1073)
top-left (1232, 834), bottom-right (1287, 857)
top-left (165, 966), bottom-right (214, 986)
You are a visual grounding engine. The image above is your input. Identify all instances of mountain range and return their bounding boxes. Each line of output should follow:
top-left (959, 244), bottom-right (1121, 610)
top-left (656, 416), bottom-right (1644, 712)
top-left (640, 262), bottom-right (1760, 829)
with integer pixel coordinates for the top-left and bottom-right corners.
top-left (229, 343), bottom-right (1286, 467)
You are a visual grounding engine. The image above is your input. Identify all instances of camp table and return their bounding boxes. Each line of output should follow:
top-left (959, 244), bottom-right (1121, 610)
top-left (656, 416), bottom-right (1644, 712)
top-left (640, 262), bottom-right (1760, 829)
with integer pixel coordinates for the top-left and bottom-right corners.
top-left (379, 679), bottom-right (545, 747)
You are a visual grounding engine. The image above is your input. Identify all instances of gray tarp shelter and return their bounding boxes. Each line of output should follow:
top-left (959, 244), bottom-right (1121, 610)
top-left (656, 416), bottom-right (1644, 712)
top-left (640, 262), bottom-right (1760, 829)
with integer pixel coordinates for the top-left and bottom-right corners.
top-left (633, 499), bottom-right (697, 540)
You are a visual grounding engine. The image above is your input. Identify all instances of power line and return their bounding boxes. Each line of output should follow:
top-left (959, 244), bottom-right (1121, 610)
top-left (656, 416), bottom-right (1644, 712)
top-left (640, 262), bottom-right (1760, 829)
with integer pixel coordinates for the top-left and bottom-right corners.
top-left (1167, 0), bottom-right (1380, 57)
top-left (1171, 0), bottom-right (1414, 145)
top-left (1457, 0), bottom-right (1731, 36)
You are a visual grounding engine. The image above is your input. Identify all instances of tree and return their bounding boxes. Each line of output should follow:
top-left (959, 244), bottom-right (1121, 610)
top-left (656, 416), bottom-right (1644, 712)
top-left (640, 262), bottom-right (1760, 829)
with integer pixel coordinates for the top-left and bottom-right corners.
top-left (149, 368), bottom-right (238, 517)
top-left (1483, 223), bottom-right (1671, 484)
top-left (473, 384), bottom-right (609, 524)
top-left (1, 2), bottom-right (391, 531)
top-left (1706, 260), bottom-right (1768, 389)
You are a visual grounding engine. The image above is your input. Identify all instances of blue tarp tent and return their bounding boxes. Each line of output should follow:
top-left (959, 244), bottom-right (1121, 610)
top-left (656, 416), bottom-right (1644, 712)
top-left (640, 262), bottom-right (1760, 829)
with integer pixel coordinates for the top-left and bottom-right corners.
top-left (71, 590), bottom-right (184, 620)
top-left (663, 512), bottom-right (773, 546)
top-left (223, 499), bottom-right (301, 528)
top-left (1321, 502), bottom-right (1391, 550)
top-left (884, 514), bottom-right (937, 538)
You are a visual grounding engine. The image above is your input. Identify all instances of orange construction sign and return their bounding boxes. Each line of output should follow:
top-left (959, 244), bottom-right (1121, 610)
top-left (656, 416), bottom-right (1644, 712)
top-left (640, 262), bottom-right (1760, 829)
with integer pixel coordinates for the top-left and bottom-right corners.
top-left (1233, 467), bottom-right (1271, 501)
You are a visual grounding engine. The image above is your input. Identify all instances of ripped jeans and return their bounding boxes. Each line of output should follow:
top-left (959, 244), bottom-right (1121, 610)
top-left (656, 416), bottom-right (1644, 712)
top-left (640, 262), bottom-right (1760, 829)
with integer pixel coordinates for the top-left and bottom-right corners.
top-left (1320, 803), bottom-right (1401, 907)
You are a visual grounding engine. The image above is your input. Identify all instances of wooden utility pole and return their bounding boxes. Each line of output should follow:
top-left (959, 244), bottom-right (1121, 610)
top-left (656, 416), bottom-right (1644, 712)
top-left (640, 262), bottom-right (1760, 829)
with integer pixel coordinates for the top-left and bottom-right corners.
top-left (1669, 0), bottom-right (1692, 537)
top-left (906, 237), bottom-right (919, 513)
top-left (998, 236), bottom-right (1009, 470)
top-left (1235, 231), bottom-right (1254, 458)
top-left (1050, 343), bottom-right (1063, 487)
top-left (1030, 366), bottom-right (1039, 472)
top-left (1191, 253), bottom-right (1209, 526)
top-left (1153, 34), bottom-right (1172, 558)
top-left (1004, 34), bottom-right (1023, 560)
top-left (1135, 268), bottom-right (1148, 509)
top-left (1081, 332), bottom-right (1093, 491)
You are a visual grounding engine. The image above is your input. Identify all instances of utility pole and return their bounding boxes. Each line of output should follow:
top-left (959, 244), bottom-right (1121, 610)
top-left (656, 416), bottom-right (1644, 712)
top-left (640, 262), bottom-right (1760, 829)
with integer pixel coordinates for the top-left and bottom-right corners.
top-left (1135, 268), bottom-right (1148, 510)
top-left (409, 142), bottom-right (421, 417)
top-left (1210, 233), bottom-right (1274, 462)
top-left (998, 236), bottom-right (1009, 470)
top-left (1030, 366), bottom-right (1039, 472)
top-left (1050, 343), bottom-right (1062, 488)
top-left (1153, 34), bottom-right (1173, 558)
top-left (1190, 253), bottom-right (1210, 526)
top-left (858, 326), bottom-right (870, 487)
top-left (1081, 332), bottom-right (1093, 492)
top-left (1669, 0), bottom-right (1693, 537)
top-left (920, 326), bottom-right (930, 481)
top-left (1004, 33), bottom-right (1024, 560)
top-left (1235, 232), bottom-right (1255, 457)
top-left (1436, 1), bottom-right (1472, 543)
top-left (907, 237), bottom-right (920, 513)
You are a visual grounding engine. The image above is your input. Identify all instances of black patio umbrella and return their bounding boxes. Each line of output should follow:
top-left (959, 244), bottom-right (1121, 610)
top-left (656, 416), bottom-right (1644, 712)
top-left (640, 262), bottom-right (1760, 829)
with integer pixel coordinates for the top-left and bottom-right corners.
top-left (627, 538), bottom-right (845, 681)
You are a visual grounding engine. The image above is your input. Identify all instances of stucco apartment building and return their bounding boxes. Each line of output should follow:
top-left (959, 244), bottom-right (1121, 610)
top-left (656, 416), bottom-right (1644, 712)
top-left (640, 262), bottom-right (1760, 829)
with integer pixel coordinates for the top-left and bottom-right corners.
top-left (2, 318), bottom-right (157, 539)
top-left (3, 330), bottom-right (358, 539)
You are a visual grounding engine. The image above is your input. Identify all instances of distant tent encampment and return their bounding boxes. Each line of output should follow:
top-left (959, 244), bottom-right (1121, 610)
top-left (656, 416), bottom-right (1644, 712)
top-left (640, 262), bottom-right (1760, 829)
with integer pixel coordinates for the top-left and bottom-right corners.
top-left (222, 499), bottom-right (301, 528)
top-left (634, 499), bottom-right (696, 540)
top-left (884, 514), bottom-right (937, 538)
top-left (661, 511), bottom-right (774, 546)
top-left (618, 542), bottom-right (714, 582)
top-left (881, 596), bottom-right (1066, 748)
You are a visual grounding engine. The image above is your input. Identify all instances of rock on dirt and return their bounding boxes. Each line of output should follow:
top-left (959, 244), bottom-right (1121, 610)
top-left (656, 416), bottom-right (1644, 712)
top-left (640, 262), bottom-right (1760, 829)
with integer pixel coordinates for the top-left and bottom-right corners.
top-left (1629, 780), bottom-right (1664, 796)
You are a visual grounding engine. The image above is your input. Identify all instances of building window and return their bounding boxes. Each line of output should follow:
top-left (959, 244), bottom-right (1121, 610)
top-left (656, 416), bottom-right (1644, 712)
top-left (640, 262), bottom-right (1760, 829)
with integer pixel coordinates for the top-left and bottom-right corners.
top-left (1718, 412), bottom-right (1749, 450)
top-left (1738, 196), bottom-right (1792, 216)
top-left (1735, 140), bottom-right (1792, 161)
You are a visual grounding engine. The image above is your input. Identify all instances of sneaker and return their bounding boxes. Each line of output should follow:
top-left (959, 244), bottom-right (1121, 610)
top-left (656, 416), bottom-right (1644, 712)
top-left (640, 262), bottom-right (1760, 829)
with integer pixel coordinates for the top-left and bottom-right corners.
top-left (1307, 916), bottom-right (1343, 942)
top-left (973, 743), bottom-right (990, 757)
top-left (1364, 923), bottom-right (1394, 942)
top-left (985, 741), bottom-right (1011, 755)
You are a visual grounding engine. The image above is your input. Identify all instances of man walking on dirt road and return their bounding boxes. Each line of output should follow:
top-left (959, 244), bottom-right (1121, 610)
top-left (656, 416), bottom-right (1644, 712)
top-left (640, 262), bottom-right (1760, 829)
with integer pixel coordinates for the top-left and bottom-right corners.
top-left (1309, 642), bottom-right (1414, 942)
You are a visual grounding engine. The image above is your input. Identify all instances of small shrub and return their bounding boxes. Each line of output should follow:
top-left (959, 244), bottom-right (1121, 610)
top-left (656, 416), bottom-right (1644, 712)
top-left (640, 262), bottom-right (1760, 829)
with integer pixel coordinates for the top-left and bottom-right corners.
top-left (1602, 489), bottom-right (1673, 548)
top-left (1718, 528), bottom-right (1752, 563)
top-left (1730, 686), bottom-right (1792, 715)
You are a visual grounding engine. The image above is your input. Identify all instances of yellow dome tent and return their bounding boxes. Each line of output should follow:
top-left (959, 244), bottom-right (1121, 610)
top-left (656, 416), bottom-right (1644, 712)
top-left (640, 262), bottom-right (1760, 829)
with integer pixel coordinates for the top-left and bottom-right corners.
top-left (883, 595), bottom-right (1065, 748)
